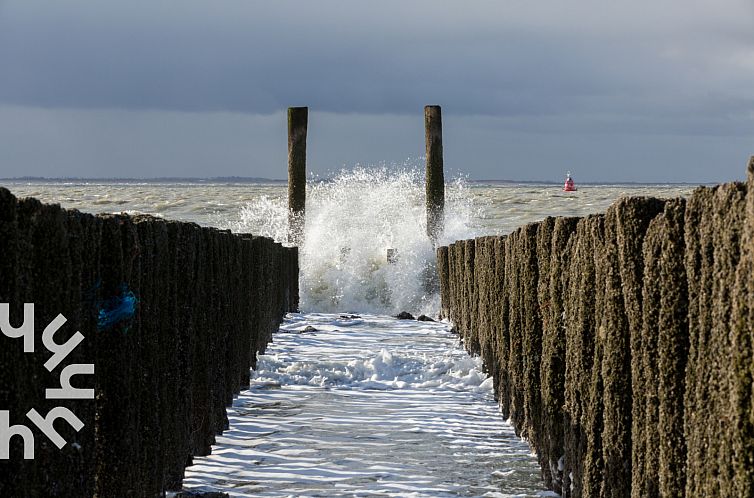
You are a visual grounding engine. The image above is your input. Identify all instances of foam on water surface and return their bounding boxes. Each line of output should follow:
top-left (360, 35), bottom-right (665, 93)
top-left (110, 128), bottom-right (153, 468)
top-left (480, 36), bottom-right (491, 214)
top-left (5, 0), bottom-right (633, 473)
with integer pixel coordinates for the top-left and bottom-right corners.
top-left (182, 313), bottom-right (551, 497)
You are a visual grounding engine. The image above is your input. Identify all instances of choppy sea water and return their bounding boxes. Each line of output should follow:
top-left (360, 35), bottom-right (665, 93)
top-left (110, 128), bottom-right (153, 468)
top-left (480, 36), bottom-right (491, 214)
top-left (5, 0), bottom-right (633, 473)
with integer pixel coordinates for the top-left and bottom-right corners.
top-left (182, 314), bottom-right (555, 497)
top-left (3, 175), bottom-right (694, 496)
top-left (3, 179), bottom-right (695, 236)
top-left (4, 175), bottom-right (694, 316)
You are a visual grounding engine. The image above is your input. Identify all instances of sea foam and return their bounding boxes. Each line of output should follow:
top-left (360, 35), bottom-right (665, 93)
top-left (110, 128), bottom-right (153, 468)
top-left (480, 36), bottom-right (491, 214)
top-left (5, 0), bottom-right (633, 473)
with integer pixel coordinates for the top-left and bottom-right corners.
top-left (232, 167), bottom-right (486, 315)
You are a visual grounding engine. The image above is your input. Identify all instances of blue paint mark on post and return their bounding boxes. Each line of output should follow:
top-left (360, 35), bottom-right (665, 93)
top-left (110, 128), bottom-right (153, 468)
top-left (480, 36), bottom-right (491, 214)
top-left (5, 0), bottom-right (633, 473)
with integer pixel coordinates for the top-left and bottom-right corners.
top-left (97, 284), bottom-right (138, 331)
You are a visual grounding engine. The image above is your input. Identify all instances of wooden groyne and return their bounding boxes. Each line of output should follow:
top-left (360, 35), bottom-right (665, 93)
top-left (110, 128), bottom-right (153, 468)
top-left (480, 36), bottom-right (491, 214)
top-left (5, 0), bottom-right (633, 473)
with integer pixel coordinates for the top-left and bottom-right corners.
top-left (437, 158), bottom-right (754, 497)
top-left (0, 187), bottom-right (298, 496)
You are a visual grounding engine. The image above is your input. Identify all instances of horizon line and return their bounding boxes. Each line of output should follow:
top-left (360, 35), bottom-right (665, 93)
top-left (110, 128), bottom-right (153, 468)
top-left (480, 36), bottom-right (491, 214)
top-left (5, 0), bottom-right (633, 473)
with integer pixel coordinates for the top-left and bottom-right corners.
top-left (0, 176), bottom-right (709, 186)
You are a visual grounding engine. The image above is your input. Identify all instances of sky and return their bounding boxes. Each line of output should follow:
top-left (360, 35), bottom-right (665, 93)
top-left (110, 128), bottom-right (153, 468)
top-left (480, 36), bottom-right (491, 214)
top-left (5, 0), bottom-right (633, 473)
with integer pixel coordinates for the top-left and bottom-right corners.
top-left (0, 1), bottom-right (753, 182)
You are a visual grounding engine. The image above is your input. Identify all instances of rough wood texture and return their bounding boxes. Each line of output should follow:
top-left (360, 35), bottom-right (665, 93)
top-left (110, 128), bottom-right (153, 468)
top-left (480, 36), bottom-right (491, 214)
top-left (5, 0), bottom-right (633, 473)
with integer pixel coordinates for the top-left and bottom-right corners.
top-left (437, 158), bottom-right (754, 497)
top-left (0, 188), bottom-right (299, 497)
top-left (288, 106), bottom-right (308, 245)
top-left (425, 105), bottom-right (445, 243)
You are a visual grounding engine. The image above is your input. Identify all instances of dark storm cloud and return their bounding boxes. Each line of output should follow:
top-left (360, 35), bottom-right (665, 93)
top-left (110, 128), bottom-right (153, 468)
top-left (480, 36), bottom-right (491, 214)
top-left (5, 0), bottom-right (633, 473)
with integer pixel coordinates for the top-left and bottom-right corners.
top-left (2, 1), bottom-right (753, 122)
top-left (0, 0), bottom-right (752, 181)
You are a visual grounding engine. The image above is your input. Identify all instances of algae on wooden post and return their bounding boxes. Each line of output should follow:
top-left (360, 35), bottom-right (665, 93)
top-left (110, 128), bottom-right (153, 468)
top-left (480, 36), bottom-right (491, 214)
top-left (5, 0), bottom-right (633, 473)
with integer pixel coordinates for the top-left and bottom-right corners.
top-left (633, 213), bottom-right (664, 497)
top-left (539, 216), bottom-right (577, 494)
top-left (476, 237), bottom-right (498, 373)
top-left (436, 246), bottom-right (450, 319)
top-left (602, 197), bottom-right (664, 498)
top-left (493, 235), bottom-right (511, 418)
top-left (567, 215), bottom-right (606, 498)
top-left (656, 199), bottom-right (689, 498)
top-left (729, 157), bottom-right (754, 498)
top-left (462, 239), bottom-right (476, 344)
top-left (684, 182), bottom-right (748, 497)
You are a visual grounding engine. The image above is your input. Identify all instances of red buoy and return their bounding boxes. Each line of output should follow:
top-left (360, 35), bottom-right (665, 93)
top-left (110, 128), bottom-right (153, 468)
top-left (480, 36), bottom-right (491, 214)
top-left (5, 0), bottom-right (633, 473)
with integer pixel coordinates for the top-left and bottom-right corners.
top-left (563, 171), bottom-right (577, 192)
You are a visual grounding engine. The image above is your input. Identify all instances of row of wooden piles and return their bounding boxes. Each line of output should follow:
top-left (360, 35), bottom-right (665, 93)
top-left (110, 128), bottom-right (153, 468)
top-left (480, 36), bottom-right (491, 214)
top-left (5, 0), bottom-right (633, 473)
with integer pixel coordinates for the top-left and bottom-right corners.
top-left (437, 158), bottom-right (754, 497)
top-left (0, 187), bottom-right (299, 497)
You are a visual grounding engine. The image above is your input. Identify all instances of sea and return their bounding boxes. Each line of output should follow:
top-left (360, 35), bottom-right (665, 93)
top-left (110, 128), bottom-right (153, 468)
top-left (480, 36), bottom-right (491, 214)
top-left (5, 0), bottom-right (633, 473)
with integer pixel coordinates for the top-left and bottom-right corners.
top-left (2, 171), bottom-right (694, 497)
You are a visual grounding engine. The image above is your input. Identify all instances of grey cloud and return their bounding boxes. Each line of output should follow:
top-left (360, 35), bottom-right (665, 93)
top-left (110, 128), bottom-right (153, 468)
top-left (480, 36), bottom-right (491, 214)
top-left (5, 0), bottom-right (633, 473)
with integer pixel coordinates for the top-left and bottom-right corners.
top-left (0, 106), bottom-right (287, 178)
top-left (0, 106), bottom-right (750, 183)
top-left (0, 1), bottom-right (752, 182)
top-left (1, 1), bottom-right (752, 125)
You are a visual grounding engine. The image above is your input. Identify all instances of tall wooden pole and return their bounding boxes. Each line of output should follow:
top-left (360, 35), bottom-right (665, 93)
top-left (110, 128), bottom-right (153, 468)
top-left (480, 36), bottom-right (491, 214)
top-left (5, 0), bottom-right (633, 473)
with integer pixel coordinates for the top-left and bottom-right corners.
top-left (288, 107), bottom-right (308, 245)
top-left (425, 105), bottom-right (445, 244)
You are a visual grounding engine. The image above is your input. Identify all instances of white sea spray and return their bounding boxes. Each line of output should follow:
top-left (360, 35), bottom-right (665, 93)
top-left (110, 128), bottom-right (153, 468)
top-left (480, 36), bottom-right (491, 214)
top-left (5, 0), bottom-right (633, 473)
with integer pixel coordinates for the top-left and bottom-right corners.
top-left (232, 167), bottom-right (486, 315)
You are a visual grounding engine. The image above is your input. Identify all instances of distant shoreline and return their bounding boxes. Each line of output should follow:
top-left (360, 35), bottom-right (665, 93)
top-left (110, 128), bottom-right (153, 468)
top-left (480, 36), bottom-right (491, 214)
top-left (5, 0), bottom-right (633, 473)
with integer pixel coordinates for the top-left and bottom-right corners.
top-left (1, 176), bottom-right (708, 187)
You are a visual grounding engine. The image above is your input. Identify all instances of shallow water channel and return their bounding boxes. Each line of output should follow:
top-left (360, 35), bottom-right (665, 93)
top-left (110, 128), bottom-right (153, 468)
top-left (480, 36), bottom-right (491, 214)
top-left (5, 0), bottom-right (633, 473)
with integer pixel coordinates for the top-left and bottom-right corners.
top-left (182, 313), bottom-right (553, 497)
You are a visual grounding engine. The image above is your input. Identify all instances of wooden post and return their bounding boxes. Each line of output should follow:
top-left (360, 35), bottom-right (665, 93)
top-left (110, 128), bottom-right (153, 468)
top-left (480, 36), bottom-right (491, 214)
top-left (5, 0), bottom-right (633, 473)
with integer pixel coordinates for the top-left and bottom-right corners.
top-left (425, 105), bottom-right (445, 244)
top-left (288, 107), bottom-right (308, 245)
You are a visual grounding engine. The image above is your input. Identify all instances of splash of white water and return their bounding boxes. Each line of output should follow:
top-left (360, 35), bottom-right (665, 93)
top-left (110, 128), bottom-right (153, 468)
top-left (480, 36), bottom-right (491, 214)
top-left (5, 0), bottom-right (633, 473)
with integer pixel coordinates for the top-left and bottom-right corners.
top-left (232, 167), bottom-right (485, 315)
